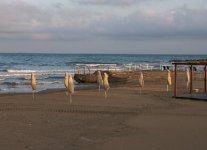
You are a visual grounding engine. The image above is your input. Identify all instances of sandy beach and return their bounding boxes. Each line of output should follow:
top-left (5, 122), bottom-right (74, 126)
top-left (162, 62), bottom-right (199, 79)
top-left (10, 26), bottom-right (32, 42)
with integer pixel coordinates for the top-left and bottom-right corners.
top-left (0, 70), bottom-right (207, 150)
top-left (1, 0), bottom-right (207, 148)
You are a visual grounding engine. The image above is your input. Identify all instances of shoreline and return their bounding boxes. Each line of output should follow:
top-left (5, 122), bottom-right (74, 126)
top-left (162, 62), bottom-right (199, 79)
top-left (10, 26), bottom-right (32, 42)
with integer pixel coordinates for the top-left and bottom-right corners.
top-left (1, 69), bottom-right (206, 96)
top-left (0, 83), bottom-right (99, 95)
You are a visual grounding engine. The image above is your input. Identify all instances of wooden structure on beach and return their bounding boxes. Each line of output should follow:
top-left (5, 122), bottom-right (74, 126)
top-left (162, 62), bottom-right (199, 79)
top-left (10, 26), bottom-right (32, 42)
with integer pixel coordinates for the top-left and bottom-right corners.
top-left (172, 60), bottom-right (207, 100)
top-left (74, 64), bottom-right (128, 83)
top-left (74, 64), bottom-right (117, 75)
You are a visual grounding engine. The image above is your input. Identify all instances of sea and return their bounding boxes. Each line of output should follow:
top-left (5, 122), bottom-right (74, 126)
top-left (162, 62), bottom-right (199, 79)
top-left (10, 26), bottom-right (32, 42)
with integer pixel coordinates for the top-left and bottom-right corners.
top-left (0, 53), bottom-right (207, 93)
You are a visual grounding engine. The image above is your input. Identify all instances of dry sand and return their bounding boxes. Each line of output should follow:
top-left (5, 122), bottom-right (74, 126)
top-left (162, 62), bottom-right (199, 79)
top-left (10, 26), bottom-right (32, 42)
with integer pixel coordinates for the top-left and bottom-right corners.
top-left (0, 70), bottom-right (207, 150)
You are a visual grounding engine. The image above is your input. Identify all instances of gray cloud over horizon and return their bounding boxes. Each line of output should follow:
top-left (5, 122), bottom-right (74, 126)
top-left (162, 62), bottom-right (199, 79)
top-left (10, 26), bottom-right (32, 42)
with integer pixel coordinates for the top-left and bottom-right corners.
top-left (74, 0), bottom-right (140, 6)
top-left (0, 0), bottom-right (207, 53)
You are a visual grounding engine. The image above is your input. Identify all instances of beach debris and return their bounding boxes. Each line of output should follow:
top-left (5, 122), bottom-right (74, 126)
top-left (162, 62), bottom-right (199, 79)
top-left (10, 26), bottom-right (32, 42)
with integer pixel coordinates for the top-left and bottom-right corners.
top-left (97, 71), bottom-right (103, 92)
top-left (74, 70), bottom-right (128, 83)
top-left (167, 69), bottom-right (172, 92)
top-left (64, 72), bottom-right (69, 95)
top-left (68, 73), bottom-right (74, 104)
top-left (103, 73), bottom-right (110, 99)
top-left (186, 67), bottom-right (190, 89)
top-left (138, 71), bottom-right (144, 94)
top-left (31, 73), bottom-right (37, 100)
top-left (80, 136), bottom-right (93, 143)
top-left (194, 88), bottom-right (199, 93)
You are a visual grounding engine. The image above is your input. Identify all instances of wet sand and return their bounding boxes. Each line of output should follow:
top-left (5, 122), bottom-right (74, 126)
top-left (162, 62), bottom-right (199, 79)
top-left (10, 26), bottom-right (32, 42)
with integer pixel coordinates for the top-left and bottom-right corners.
top-left (0, 70), bottom-right (207, 150)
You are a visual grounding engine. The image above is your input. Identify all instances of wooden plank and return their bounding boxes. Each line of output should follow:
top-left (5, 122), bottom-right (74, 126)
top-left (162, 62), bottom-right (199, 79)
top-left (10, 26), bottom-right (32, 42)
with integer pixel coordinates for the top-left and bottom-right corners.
top-left (190, 65), bottom-right (193, 94)
top-left (205, 65), bottom-right (207, 93)
top-left (172, 60), bottom-right (207, 65)
top-left (172, 62), bottom-right (207, 65)
top-left (175, 94), bottom-right (207, 101)
top-left (174, 64), bottom-right (177, 97)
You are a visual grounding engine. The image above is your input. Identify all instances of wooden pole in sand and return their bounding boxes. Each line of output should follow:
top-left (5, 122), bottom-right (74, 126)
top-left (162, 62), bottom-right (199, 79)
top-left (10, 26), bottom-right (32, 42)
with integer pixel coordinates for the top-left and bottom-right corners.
top-left (190, 65), bottom-right (193, 94)
top-left (174, 64), bottom-right (177, 97)
top-left (205, 65), bottom-right (207, 93)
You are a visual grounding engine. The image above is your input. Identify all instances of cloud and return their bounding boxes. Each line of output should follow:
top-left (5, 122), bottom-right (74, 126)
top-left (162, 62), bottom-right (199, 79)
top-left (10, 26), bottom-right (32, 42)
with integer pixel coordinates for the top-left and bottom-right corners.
top-left (0, 1), bottom-right (50, 32)
top-left (52, 2), bottom-right (64, 9)
top-left (0, 0), bottom-right (207, 42)
top-left (92, 6), bottom-right (207, 39)
top-left (74, 0), bottom-right (139, 6)
top-left (0, 1), bottom-right (98, 40)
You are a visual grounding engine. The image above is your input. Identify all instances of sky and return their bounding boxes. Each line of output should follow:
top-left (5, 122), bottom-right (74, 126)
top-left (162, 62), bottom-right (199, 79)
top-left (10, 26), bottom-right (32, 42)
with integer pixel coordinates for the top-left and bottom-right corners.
top-left (0, 0), bottom-right (207, 54)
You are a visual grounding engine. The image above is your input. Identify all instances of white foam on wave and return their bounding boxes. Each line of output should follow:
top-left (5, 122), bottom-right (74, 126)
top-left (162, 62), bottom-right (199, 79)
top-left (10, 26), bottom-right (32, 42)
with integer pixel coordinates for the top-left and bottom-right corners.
top-left (7, 70), bottom-right (36, 73)
top-left (0, 88), bottom-right (7, 91)
top-left (0, 74), bottom-right (31, 77)
top-left (7, 69), bottom-right (74, 73)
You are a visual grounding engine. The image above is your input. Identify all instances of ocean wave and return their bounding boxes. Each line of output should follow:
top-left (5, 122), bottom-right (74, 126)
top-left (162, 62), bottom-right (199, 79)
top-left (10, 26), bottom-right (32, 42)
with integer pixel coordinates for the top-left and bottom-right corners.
top-left (0, 78), bottom-right (5, 81)
top-left (0, 63), bottom-right (7, 66)
top-left (39, 81), bottom-right (62, 84)
top-left (0, 81), bottom-right (30, 86)
top-left (45, 76), bottom-right (64, 80)
top-left (0, 74), bottom-right (31, 77)
top-left (17, 77), bottom-right (28, 81)
top-left (72, 62), bottom-right (118, 66)
top-left (7, 70), bottom-right (36, 73)
top-left (0, 88), bottom-right (7, 91)
top-left (0, 82), bottom-right (19, 86)
top-left (0, 73), bottom-right (73, 79)
top-left (0, 69), bottom-right (8, 72)
top-left (0, 80), bottom-right (63, 87)
top-left (6, 69), bottom-right (73, 74)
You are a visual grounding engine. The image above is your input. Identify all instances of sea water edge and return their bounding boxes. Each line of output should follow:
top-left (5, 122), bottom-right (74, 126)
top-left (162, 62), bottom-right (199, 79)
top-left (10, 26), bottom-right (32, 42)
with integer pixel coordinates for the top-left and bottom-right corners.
top-left (0, 53), bottom-right (207, 94)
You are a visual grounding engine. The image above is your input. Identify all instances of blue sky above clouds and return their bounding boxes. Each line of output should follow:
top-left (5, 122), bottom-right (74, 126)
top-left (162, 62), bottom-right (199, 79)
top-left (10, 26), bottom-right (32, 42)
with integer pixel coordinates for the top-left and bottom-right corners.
top-left (0, 0), bottom-right (207, 54)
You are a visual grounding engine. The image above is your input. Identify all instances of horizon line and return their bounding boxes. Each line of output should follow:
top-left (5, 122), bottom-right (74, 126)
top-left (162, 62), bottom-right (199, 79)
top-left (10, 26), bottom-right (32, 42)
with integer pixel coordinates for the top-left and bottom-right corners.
top-left (0, 52), bottom-right (207, 55)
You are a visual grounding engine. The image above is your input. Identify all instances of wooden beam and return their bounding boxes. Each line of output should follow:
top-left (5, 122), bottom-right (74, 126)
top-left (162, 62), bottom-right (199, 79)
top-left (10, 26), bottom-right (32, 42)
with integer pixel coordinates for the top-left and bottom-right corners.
top-left (205, 65), bottom-right (207, 93)
top-left (172, 61), bottom-right (207, 65)
top-left (174, 64), bottom-right (177, 97)
top-left (190, 65), bottom-right (193, 94)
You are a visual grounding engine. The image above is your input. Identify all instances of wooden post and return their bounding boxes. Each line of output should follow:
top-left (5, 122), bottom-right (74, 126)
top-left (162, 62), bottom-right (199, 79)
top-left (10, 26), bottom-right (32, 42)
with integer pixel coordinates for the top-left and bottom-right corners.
top-left (190, 65), bottom-right (193, 94)
top-left (174, 64), bottom-right (177, 97)
top-left (205, 65), bottom-right (207, 93)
